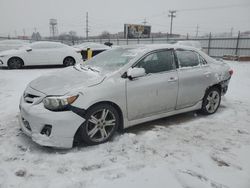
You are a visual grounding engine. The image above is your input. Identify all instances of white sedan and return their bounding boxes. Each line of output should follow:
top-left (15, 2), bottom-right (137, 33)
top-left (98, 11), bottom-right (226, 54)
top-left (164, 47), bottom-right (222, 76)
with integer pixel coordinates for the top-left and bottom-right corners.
top-left (0, 41), bottom-right (82, 69)
top-left (19, 44), bottom-right (232, 148)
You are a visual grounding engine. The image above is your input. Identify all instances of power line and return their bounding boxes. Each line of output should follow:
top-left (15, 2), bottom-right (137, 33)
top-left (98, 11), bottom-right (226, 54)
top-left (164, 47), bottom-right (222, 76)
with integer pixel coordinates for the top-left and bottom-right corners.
top-left (178, 3), bottom-right (250, 12)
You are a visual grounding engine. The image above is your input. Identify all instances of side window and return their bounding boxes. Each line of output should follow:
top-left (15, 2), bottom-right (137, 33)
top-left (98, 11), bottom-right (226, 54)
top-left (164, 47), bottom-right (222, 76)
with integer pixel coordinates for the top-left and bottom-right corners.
top-left (135, 50), bottom-right (175, 74)
top-left (31, 43), bottom-right (48, 49)
top-left (31, 43), bottom-right (62, 49)
top-left (176, 50), bottom-right (200, 68)
top-left (48, 43), bottom-right (64, 49)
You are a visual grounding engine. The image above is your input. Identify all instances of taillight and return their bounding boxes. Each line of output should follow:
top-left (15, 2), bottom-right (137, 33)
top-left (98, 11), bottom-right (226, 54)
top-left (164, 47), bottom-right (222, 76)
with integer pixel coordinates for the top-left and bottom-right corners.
top-left (229, 69), bottom-right (233, 76)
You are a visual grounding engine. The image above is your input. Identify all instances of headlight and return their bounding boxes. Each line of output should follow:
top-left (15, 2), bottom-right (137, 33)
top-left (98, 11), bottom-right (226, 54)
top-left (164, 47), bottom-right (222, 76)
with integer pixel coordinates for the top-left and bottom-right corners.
top-left (43, 95), bottom-right (79, 111)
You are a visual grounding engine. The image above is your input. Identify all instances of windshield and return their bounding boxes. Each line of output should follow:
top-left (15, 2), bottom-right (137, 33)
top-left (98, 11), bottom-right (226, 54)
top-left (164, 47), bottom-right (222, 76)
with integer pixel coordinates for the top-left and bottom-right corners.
top-left (83, 47), bottom-right (142, 71)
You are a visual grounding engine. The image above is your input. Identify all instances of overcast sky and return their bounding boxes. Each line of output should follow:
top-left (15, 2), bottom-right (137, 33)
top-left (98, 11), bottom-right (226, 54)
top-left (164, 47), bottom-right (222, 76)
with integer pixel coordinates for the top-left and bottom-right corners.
top-left (0, 0), bottom-right (249, 37)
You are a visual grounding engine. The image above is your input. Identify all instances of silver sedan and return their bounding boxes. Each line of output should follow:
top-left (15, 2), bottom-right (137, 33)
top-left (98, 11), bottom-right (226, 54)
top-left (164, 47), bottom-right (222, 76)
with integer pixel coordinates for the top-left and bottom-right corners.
top-left (19, 44), bottom-right (233, 148)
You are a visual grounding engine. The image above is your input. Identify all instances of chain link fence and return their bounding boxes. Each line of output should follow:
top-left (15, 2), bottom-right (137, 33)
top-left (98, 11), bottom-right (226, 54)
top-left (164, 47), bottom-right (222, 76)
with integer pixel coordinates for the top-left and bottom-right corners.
top-left (1, 34), bottom-right (250, 58)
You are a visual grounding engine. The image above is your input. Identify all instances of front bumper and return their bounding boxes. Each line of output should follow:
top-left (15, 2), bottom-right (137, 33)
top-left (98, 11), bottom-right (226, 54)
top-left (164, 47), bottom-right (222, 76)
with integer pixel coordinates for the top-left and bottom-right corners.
top-left (221, 77), bottom-right (231, 95)
top-left (19, 93), bottom-right (85, 148)
top-left (0, 57), bottom-right (7, 67)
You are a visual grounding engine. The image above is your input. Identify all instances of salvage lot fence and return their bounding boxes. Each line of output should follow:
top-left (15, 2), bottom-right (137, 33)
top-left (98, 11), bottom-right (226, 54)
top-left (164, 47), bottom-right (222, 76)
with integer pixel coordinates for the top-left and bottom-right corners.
top-left (1, 34), bottom-right (250, 58)
top-left (83, 35), bottom-right (250, 58)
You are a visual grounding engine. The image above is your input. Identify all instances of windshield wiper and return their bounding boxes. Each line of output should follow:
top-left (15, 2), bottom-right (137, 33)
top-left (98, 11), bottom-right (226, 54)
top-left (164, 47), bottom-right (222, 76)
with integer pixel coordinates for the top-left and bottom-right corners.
top-left (78, 64), bottom-right (88, 71)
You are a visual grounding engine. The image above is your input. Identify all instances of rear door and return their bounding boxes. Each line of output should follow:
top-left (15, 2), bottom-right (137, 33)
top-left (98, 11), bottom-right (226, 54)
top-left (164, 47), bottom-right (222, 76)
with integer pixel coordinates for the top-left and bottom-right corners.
top-left (175, 49), bottom-right (211, 109)
top-left (44, 43), bottom-right (65, 65)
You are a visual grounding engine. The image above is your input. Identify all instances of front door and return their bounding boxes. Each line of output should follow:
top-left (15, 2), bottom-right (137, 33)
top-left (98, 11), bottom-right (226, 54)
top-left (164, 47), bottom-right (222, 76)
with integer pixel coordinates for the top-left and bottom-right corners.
top-left (126, 49), bottom-right (178, 121)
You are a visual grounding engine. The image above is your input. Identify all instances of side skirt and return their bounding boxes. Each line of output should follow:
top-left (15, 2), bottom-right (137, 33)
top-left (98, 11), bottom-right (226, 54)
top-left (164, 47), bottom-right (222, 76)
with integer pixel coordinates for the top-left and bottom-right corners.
top-left (125, 101), bottom-right (202, 129)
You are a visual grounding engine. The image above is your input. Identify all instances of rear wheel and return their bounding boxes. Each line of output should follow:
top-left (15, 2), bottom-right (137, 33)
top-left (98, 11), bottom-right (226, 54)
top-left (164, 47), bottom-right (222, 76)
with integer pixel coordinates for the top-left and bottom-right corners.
top-left (79, 104), bottom-right (119, 145)
top-left (201, 87), bottom-right (221, 115)
top-left (8, 57), bottom-right (23, 69)
top-left (63, 57), bottom-right (75, 67)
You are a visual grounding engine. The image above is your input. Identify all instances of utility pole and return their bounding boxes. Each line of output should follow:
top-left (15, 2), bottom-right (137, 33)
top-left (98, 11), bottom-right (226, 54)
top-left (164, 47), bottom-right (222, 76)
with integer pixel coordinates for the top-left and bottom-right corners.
top-left (195, 24), bottom-right (199, 38)
top-left (86, 12), bottom-right (89, 40)
top-left (230, 27), bottom-right (234, 37)
top-left (23, 29), bottom-right (26, 39)
top-left (168, 10), bottom-right (176, 36)
top-left (142, 18), bottom-right (147, 25)
top-left (34, 27), bottom-right (38, 41)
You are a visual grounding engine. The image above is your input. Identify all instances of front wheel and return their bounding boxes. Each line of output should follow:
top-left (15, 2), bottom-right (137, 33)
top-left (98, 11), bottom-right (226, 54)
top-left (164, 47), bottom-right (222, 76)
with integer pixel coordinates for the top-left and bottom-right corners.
top-left (201, 87), bottom-right (221, 115)
top-left (79, 104), bottom-right (119, 145)
top-left (8, 57), bottom-right (23, 69)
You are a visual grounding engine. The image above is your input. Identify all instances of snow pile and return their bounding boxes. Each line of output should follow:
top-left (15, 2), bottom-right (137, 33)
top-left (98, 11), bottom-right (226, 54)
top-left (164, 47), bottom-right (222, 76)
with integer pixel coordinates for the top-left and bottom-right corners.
top-left (0, 62), bottom-right (250, 188)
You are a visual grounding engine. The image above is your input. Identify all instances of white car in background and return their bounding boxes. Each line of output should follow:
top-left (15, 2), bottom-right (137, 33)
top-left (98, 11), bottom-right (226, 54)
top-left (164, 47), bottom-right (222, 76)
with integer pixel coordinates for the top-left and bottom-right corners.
top-left (0, 39), bottom-right (29, 52)
top-left (0, 41), bottom-right (82, 69)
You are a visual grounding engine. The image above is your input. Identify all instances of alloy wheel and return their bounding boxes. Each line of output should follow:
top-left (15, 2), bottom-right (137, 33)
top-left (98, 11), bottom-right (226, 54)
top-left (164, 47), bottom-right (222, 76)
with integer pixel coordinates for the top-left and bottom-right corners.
top-left (205, 90), bottom-right (220, 113)
top-left (86, 108), bottom-right (116, 142)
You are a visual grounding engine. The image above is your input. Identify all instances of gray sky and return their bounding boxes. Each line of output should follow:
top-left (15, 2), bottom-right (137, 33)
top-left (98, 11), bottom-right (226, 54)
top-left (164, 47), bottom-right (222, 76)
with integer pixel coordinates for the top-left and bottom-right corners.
top-left (0, 0), bottom-right (249, 37)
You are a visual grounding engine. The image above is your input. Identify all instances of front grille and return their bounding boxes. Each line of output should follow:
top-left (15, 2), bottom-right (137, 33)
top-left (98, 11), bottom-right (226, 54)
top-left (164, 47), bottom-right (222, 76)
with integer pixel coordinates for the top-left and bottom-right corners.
top-left (24, 93), bottom-right (40, 104)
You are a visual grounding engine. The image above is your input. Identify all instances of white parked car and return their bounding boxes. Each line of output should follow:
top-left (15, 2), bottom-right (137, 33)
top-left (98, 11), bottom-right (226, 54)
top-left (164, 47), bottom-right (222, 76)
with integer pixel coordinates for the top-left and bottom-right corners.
top-left (19, 44), bottom-right (233, 148)
top-left (0, 41), bottom-right (82, 69)
top-left (0, 39), bottom-right (29, 52)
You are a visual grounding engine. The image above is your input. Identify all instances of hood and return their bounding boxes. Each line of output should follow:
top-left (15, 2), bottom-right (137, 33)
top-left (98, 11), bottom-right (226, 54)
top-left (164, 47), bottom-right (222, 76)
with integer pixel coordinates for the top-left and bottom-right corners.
top-left (0, 49), bottom-right (21, 56)
top-left (29, 66), bottom-right (106, 95)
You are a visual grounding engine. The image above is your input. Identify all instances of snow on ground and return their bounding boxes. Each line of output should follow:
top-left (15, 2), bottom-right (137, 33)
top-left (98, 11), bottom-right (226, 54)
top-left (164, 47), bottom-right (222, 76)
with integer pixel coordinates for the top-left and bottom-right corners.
top-left (0, 62), bottom-right (250, 188)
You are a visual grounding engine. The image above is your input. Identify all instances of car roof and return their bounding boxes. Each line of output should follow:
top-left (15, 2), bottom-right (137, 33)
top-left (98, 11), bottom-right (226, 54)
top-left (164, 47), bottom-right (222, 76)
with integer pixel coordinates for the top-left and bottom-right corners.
top-left (116, 44), bottom-right (201, 53)
top-left (30, 41), bottom-right (64, 45)
top-left (0, 39), bottom-right (29, 44)
top-left (74, 42), bottom-right (111, 50)
top-left (175, 40), bottom-right (202, 49)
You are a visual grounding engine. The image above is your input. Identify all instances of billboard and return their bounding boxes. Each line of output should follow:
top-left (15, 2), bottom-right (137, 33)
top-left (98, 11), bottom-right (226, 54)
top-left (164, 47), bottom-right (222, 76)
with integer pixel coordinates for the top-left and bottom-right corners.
top-left (124, 24), bottom-right (151, 39)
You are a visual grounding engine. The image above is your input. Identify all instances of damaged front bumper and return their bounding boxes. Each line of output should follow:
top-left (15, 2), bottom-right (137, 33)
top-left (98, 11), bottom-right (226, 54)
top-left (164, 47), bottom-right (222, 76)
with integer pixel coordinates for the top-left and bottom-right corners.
top-left (19, 95), bottom-right (85, 149)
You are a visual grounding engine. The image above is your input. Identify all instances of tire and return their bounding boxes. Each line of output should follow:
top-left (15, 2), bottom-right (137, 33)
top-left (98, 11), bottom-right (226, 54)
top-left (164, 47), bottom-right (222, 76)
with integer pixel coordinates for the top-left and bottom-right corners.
top-left (79, 103), bottom-right (119, 145)
top-left (8, 57), bottom-right (23, 69)
top-left (201, 87), bottom-right (221, 115)
top-left (63, 57), bottom-right (75, 67)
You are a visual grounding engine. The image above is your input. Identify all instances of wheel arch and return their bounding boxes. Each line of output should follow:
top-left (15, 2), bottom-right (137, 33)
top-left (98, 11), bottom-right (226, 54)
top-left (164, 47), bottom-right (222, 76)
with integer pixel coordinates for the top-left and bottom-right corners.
top-left (73, 100), bottom-right (124, 146)
top-left (63, 56), bottom-right (76, 65)
top-left (7, 56), bottom-right (24, 66)
top-left (205, 83), bottom-right (222, 95)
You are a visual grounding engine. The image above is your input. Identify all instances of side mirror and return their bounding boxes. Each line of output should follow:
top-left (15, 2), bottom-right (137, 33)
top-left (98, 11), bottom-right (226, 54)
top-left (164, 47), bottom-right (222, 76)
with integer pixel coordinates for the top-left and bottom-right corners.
top-left (25, 47), bottom-right (32, 52)
top-left (127, 67), bottom-right (146, 79)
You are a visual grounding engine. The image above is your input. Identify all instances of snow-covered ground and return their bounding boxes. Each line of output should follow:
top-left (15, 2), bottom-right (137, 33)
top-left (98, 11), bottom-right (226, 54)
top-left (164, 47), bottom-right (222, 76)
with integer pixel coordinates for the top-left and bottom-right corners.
top-left (0, 61), bottom-right (250, 188)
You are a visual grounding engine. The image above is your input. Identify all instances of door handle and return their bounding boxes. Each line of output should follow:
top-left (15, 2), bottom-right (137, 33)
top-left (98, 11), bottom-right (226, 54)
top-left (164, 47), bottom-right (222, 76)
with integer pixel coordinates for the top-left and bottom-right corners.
top-left (168, 77), bottom-right (178, 82)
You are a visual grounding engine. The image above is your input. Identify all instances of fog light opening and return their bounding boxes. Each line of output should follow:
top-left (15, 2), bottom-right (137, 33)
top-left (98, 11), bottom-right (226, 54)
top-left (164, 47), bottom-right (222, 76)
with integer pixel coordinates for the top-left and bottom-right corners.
top-left (41, 124), bottom-right (52, 137)
top-left (22, 117), bottom-right (31, 131)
